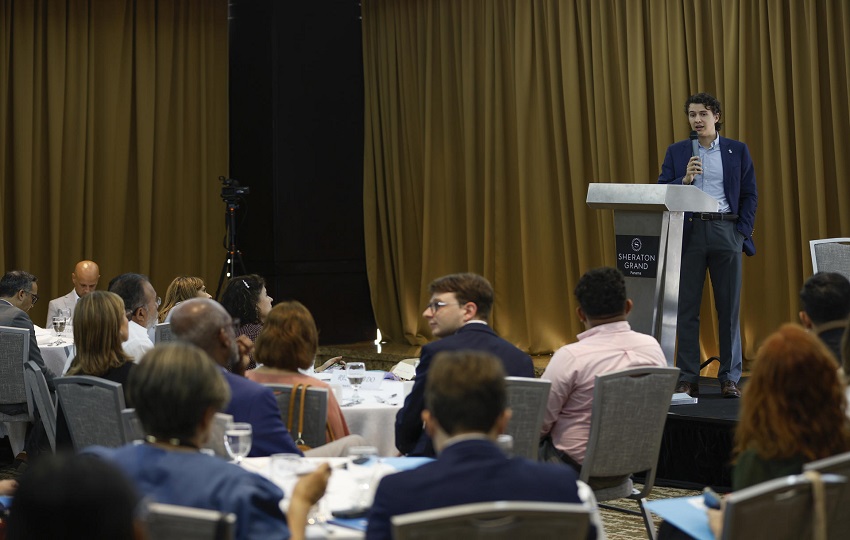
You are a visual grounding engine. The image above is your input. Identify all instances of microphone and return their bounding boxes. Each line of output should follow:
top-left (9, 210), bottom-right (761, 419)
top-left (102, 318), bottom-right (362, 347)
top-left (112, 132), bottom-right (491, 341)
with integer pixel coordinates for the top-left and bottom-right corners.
top-left (690, 131), bottom-right (699, 157)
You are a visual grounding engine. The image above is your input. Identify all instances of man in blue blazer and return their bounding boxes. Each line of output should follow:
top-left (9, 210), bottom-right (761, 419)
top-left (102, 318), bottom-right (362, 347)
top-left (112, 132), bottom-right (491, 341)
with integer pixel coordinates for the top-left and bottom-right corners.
top-left (658, 92), bottom-right (758, 398)
top-left (369, 351), bottom-right (592, 540)
top-left (395, 273), bottom-right (534, 456)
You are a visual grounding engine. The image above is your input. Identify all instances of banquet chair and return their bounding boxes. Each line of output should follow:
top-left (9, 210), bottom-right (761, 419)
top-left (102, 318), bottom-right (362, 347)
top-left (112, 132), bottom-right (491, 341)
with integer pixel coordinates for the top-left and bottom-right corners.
top-left (0, 326), bottom-right (34, 456)
top-left (55, 376), bottom-right (128, 449)
top-left (578, 366), bottom-right (679, 540)
top-left (25, 361), bottom-right (57, 452)
top-left (145, 502), bottom-right (236, 540)
top-left (809, 238), bottom-right (850, 279)
top-left (392, 500), bottom-right (590, 540)
top-left (720, 473), bottom-right (846, 540)
top-left (504, 377), bottom-right (551, 460)
top-left (155, 322), bottom-right (173, 344)
top-left (264, 384), bottom-right (329, 449)
top-left (804, 451), bottom-right (850, 539)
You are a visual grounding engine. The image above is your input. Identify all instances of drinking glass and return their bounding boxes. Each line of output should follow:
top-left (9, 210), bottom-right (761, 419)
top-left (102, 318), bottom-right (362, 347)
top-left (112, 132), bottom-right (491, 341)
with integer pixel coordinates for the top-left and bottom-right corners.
top-left (347, 446), bottom-right (379, 508)
top-left (51, 316), bottom-right (66, 343)
top-left (346, 362), bottom-right (367, 404)
top-left (59, 308), bottom-right (72, 336)
top-left (224, 422), bottom-right (253, 465)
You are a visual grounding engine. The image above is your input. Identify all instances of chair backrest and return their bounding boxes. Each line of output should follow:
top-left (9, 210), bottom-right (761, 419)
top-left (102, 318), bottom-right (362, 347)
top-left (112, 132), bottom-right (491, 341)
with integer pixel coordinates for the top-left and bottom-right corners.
top-left (504, 377), bottom-right (551, 460)
top-left (55, 375), bottom-right (127, 449)
top-left (810, 238), bottom-right (850, 279)
top-left (202, 412), bottom-right (234, 458)
top-left (155, 322), bottom-right (173, 344)
top-left (121, 408), bottom-right (143, 442)
top-left (264, 384), bottom-right (328, 449)
top-left (804, 451), bottom-right (850, 539)
top-left (579, 366), bottom-right (679, 499)
top-left (721, 473), bottom-right (847, 540)
top-left (25, 360), bottom-right (57, 452)
top-left (391, 500), bottom-right (589, 540)
top-left (0, 326), bottom-right (32, 412)
top-left (145, 502), bottom-right (235, 540)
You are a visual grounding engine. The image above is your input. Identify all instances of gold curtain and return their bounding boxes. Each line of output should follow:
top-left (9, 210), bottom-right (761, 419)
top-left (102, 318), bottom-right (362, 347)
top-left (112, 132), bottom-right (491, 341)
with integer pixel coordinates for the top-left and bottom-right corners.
top-left (362, 0), bottom-right (850, 363)
top-left (0, 0), bottom-right (228, 324)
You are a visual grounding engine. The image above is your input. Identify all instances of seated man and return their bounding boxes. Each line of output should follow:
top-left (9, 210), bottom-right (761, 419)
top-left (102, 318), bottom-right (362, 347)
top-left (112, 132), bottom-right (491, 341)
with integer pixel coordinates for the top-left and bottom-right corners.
top-left (0, 271), bottom-right (54, 393)
top-left (396, 272), bottom-right (534, 457)
top-left (540, 267), bottom-right (666, 469)
top-left (45, 259), bottom-right (100, 325)
top-left (108, 273), bottom-right (158, 362)
top-left (798, 272), bottom-right (850, 362)
top-left (87, 342), bottom-right (330, 540)
top-left (368, 350), bottom-right (591, 540)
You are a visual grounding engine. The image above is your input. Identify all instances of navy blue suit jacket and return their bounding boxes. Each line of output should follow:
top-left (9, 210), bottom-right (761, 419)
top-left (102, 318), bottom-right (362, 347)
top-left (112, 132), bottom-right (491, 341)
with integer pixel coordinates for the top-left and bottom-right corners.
top-left (395, 323), bottom-right (534, 456)
top-left (221, 370), bottom-right (302, 457)
top-left (658, 136), bottom-right (758, 256)
top-left (366, 439), bottom-right (590, 540)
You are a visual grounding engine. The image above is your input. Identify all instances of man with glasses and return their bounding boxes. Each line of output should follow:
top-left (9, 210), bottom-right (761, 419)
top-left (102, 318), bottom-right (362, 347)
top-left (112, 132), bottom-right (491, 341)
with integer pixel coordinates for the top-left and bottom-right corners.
top-left (107, 273), bottom-right (159, 362)
top-left (0, 270), bottom-right (55, 406)
top-left (395, 272), bottom-right (534, 457)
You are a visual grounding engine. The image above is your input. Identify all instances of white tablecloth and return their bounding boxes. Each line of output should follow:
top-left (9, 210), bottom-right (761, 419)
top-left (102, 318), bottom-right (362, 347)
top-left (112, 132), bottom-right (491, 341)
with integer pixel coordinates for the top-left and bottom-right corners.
top-left (332, 379), bottom-right (413, 457)
top-left (34, 326), bottom-right (75, 376)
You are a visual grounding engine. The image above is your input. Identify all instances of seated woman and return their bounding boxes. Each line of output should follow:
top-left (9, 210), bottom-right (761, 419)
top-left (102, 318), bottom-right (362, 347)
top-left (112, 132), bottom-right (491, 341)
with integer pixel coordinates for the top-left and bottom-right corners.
top-left (220, 274), bottom-right (273, 370)
top-left (55, 291), bottom-right (135, 450)
top-left (732, 323), bottom-right (850, 489)
top-left (158, 276), bottom-right (212, 322)
top-left (87, 342), bottom-right (330, 540)
top-left (247, 301), bottom-right (351, 443)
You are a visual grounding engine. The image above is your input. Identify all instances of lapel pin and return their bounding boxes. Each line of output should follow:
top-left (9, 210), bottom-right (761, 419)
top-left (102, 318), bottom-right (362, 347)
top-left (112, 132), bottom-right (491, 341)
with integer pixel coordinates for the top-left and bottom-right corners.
top-left (728, 149), bottom-right (732, 153)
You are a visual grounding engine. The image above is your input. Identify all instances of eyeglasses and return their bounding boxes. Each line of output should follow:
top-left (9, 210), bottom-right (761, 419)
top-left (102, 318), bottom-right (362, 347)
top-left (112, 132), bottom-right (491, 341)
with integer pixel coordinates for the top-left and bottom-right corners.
top-left (425, 301), bottom-right (460, 313)
top-left (21, 290), bottom-right (39, 305)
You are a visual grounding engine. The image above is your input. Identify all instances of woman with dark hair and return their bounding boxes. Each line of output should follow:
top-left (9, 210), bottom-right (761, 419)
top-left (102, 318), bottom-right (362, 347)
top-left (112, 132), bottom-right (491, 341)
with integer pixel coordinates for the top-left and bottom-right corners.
top-left (158, 276), bottom-right (212, 322)
top-left (220, 274), bottom-right (273, 370)
top-left (732, 323), bottom-right (850, 489)
top-left (248, 301), bottom-right (351, 442)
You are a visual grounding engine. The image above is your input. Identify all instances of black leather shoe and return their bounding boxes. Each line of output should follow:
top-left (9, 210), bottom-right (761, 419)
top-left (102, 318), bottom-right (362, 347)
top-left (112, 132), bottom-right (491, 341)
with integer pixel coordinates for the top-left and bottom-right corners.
top-left (721, 380), bottom-right (741, 398)
top-left (675, 381), bottom-right (699, 398)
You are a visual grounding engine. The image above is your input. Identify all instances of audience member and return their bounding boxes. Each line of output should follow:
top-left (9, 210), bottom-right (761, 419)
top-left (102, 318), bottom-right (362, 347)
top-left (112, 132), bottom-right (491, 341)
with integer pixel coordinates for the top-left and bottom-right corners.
top-left (248, 301), bottom-right (352, 442)
top-left (54, 291), bottom-right (136, 450)
top-left (108, 273), bottom-right (159, 362)
top-left (798, 272), bottom-right (850, 362)
top-left (86, 343), bottom-right (330, 540)
top-left (45, 259), bottom-right (100, 326)
top-left (395, 272), bottom-right (534, 457)
top-left (368, 351), bottom-right (591, 540)
top-left (0, 271), bottom-right (54, 398)
top-left (539, 267), bottom-right (666, 469)
top-left (842, 318), bottom-right (850, 419)
top-left (732, 323), bottom-right (850, 489)
top-left (158, 275), bottom-right (212, 322)
top-left (7, 453), bottom-right (143, 540)
top-left (220, 274), bottom-right (273, 370)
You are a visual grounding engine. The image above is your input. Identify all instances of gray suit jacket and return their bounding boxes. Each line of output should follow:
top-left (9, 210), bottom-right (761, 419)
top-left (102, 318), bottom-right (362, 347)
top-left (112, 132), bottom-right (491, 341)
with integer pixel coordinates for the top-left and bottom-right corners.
top-left (0, 301), bottom-right (55, 392)
top-left (46, 290), bottom-right (77, 327)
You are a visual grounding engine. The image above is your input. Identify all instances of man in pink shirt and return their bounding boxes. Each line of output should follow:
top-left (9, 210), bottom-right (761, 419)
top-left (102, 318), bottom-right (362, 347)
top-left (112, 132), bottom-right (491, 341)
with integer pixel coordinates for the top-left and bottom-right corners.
top-left (539, 267), bottom-right (666, 469)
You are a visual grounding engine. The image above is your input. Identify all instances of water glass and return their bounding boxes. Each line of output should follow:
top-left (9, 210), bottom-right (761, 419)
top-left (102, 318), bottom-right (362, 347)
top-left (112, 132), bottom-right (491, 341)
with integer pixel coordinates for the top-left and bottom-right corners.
top-left (347, 445), bottom-right (379, 508)
top-left (346, 362), bottom-right (367, 404)
top-left (224, 422), bottom-right (253, 465)
top-left (52, 316), bottom-right (66, 342)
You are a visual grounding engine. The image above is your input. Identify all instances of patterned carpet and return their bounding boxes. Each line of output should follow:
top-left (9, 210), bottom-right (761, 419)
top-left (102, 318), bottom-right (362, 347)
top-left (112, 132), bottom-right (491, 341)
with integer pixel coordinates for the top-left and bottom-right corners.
top-left (599, 484), bottom-right (700, 539)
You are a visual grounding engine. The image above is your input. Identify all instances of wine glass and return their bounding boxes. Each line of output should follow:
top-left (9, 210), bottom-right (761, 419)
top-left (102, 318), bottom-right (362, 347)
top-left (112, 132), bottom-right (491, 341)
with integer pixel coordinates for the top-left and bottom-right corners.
top-left (346, 362), bottom-right (367, 404)
top-left (224, 422), bottom-right (253, 465)
top-left (347, 445), bottom-right (379, 508)
top-left (51, 316), bottom-right (66, 344)
top-left (59, 308), bottom-right (72, 336)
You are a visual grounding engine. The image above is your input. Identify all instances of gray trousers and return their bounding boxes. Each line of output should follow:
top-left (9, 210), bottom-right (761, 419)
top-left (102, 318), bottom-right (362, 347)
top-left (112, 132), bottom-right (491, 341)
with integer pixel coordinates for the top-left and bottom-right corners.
top-left (676, 219), bottom-right (743, 384)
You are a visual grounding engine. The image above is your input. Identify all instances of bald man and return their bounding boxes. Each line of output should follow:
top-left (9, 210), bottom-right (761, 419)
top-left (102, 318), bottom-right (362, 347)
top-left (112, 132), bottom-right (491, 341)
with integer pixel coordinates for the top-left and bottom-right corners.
top-left (46, 260), bottom-right (100, 326)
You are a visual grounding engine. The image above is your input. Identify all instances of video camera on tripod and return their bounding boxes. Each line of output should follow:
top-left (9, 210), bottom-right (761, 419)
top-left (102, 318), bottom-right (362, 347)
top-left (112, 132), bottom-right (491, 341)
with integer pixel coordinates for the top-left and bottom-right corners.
top-left (216, 176), bottom-right (251, 298)
top-left (220, 176), bottom-right (250, 201)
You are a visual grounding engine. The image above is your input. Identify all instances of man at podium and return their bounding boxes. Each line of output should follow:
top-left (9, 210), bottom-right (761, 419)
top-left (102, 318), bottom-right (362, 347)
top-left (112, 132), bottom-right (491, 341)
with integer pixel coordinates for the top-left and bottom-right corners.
top-left (658, 92), bottom-right (758, 399)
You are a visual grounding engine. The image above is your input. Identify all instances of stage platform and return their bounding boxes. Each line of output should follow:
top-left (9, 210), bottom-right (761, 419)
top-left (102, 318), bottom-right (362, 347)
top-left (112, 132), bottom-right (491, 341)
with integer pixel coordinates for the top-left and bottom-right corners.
top-left (654, 376), bottom-right (745, 492)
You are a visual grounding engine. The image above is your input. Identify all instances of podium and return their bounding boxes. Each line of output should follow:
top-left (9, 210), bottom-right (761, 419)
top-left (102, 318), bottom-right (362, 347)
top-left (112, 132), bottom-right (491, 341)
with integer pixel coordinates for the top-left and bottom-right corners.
top-left (586, 183), bottom-right (718, 365)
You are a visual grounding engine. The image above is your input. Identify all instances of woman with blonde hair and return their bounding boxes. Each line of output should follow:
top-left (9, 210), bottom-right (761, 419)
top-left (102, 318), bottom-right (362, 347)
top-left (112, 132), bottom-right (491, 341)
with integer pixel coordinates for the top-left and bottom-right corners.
top-left (248, 301), bottom-right (351, 443)
top-left (157, 276), bottom-right (211, 322)
top-left (733, 323), bottom-right (850, 489)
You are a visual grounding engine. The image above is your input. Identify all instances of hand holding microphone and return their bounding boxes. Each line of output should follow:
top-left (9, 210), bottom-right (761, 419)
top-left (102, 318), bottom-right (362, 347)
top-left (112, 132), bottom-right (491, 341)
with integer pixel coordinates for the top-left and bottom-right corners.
top-left (685, 131), bottom-right (702, 185)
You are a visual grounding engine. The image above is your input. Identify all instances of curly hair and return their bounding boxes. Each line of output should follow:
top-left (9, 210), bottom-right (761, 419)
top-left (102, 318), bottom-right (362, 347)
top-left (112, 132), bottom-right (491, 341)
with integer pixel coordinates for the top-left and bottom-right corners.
top-left (574, 267), bottom-right (627, 318)
top-left (220, 274), bottom-right (266, 324)
top-left (69, 291), bottom-right (131, 376)
top-left (734, 323), bottom-right (850, 462)
top-left (254, 301), bottom-right (319, 371)
top-left (685, 92), bottom-right (723, 131)
top-left (158, 276), bottom-right (207, 322)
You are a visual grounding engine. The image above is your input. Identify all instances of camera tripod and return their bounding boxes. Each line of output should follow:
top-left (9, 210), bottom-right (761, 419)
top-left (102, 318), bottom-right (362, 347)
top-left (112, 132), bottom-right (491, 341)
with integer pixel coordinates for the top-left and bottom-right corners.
top-left (215, 197), bottom-right (247, 299)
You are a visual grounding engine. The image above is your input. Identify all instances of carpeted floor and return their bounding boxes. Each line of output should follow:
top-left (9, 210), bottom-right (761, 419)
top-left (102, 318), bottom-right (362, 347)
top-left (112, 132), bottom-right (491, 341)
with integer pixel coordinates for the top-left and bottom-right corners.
top-left (598, 484), bottom-right (700, 539)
